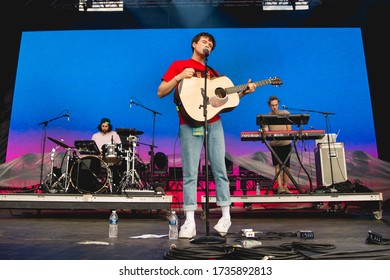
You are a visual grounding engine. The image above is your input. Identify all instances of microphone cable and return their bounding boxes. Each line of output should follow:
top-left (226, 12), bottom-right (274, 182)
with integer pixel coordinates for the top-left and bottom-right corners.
top-left (260, 231), bottom-right (299, 239)
top-left (307, 248), bottom-right (390, 260)
top-left (280, 241), bottom-right (336, 254)
top-left (164, 244), bottom-right (233, 260)
top-left (232, 245), bottom-right (304, 260)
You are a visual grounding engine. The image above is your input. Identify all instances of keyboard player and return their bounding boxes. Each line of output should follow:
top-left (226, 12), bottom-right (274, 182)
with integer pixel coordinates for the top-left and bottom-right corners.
top-left (262, 96), bottom-right (292, 194)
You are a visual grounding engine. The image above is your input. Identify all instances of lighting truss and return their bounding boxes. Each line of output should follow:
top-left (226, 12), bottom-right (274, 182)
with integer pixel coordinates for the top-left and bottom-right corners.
top-left (20, 0), bottom-right (324, 11)
top-left (122, 1), bottom-right (323, 9)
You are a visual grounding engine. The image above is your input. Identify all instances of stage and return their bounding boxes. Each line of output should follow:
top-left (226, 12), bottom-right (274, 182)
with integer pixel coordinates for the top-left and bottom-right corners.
top-left (202, 192), bottom-right (384, 220)
top-left (0, 191), bottom-right (383, 220)
top-left (0, 191), bottom-right (172, 211)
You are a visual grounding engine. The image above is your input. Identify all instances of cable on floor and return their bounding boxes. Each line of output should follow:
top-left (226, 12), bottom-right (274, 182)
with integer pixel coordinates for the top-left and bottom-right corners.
top-left (308, 248), bottom-right (390, 260)
top-left (232, 245), bottom-right (305, 260)
top-left (233, 231), bottom-right (298, 244)
top-left (261, 231), bottom-right (299, 239)
top-left (380, 217), bottom-right (390, 227)
top-left (280, 241), bottom-right (336, 253)
top-left (163, 244), bottom-right (234, 260)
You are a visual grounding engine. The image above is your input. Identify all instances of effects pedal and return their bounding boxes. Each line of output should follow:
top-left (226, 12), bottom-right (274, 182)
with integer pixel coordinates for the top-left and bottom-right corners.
top-left (299, 230), bottom-right (314, 239)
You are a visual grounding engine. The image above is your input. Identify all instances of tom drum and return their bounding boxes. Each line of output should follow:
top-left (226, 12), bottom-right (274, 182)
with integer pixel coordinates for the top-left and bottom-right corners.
top-left (102, 143), bottom-right (122, 165)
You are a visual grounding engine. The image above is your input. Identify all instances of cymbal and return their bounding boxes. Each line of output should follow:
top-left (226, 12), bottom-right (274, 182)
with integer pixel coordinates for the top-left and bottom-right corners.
top-left (116, 128), bottom-right (144, 136)
top-left (47, 137), bottom-right (72, 149)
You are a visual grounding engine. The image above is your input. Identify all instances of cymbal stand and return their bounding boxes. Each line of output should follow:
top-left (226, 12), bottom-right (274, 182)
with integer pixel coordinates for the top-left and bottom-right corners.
top-left (37, 112), bottom-right (68, 190)
top-left (120, 135), bottom-right (143, 191)
top-left (41, 146), bottom-right (60, 193)
top-left (50, 148), bottom-right (75, 193)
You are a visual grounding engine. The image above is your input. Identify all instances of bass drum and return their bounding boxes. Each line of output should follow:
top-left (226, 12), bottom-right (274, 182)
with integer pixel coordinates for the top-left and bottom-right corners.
top-left (70, 155), bottom-right (110, 194)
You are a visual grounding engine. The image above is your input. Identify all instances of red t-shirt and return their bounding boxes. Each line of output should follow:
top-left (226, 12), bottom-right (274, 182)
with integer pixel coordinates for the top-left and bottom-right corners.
top-left (161, 58), bottom-right (221, 125)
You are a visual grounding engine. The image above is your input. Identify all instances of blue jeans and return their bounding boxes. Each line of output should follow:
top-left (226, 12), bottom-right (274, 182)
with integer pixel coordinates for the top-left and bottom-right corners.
top-left (179, 120), bottom-right (231, 211)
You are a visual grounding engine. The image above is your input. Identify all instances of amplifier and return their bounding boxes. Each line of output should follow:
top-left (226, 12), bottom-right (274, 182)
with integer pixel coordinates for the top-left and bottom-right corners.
top-left (315, 142), bottom-right (348, 187)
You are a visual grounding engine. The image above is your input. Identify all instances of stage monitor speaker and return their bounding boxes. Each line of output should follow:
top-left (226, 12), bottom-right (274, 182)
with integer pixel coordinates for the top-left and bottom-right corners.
top-left (315, 142), bottom-right (348, 187)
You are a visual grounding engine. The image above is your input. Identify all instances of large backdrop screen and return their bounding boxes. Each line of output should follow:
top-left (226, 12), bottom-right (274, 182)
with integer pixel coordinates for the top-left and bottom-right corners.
top-left (8, 28), bottom-right (376, 163)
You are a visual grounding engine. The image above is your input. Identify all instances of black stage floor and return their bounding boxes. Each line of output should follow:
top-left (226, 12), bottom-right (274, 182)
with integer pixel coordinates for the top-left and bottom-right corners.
top-left (1, 205), bottom-right (389, 260)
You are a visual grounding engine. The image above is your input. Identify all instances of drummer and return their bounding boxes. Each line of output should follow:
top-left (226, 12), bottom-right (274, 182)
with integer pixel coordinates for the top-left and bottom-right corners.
top-left (92, 117), bottom-right (122, 152)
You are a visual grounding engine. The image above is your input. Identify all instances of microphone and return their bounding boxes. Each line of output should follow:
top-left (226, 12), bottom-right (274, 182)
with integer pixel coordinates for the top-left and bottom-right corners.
top-left (203, 48), bottom-right (210, 57)
top-left (65, 111), bottom-right (70, 122)
top-left (282, 105), bottom-right (287, 110)
top-left (130, 98), bottom-right (133, 108)
top-left (111, 135), bottom-right (114, 144)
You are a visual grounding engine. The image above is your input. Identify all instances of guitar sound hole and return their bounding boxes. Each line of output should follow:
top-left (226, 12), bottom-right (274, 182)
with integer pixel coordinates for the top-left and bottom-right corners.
top-left (215, 87), bottom-right (226, 98)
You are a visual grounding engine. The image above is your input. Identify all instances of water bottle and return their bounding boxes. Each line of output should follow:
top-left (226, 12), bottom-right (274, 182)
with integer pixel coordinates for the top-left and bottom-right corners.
top-left (109, 210), bottom-right (119, 238)
top-left (168, 210), bottom-right (178, 240)
top-left (256, 182), bottom-right (260, 195)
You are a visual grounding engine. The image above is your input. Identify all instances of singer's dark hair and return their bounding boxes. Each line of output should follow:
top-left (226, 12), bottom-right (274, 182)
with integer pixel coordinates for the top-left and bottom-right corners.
top-left (268, 96), bottom-right (280, 105)
top-left (97, 118), bottom-right (113, 132)
top-left (191, 32), bottom-right (216, 52)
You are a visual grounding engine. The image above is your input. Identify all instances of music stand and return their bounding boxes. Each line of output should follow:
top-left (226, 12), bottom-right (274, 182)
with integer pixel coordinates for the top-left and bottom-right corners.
top-left (257, 114), bottom-right (310, 194)
top-left (256, 114), bottom-right (310, 126)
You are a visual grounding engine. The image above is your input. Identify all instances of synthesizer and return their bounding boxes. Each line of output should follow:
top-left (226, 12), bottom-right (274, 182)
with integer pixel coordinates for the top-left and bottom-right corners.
top-left (240, 129), bottom-right (325, 141)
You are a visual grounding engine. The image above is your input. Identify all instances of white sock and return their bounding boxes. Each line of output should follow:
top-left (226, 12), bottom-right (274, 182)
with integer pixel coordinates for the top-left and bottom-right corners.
top-left (185, 210), bottom-right (195, 223)
top-left (221, 206), bottom-right (231, 220)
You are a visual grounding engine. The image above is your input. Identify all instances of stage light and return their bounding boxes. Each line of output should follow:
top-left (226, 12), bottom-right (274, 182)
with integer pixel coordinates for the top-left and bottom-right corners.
top-left (153, 152), bottom-right (168, 174)
top-left (79, 0), bottom-right (123, 12)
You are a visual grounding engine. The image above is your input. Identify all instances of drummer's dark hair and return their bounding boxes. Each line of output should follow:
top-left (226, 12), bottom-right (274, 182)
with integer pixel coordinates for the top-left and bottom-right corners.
top-left (97, 118), bottom-right (113, 132)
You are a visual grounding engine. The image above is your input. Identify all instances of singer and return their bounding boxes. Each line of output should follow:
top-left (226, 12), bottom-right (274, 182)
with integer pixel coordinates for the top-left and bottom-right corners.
top-left (261, 96), bottom-right (293, 194)
top-left (157, 32), bottom-right (257, 239)
top-left (91, 117), bottom-right (122, 153)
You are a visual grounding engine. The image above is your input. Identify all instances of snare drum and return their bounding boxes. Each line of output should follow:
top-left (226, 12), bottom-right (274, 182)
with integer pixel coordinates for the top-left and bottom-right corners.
top-left (70, 155), bottom-right (110, 194)
top-left (102, 143), bottom-right (122, 165)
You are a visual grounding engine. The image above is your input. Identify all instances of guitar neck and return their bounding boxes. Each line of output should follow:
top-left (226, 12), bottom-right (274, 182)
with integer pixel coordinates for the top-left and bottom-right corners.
top-left (226, 79), bottom-right (273, 94)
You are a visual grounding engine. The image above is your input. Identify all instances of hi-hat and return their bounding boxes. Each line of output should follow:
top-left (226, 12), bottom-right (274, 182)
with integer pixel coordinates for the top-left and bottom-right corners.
top-left (116, 128), bottom-right (144, 136)
top-left (47, 137), bottom-right (72, 149)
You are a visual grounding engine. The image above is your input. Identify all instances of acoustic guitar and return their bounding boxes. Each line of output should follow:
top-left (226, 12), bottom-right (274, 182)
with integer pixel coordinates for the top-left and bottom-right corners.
top-left (176, 76), bottom-right (282, 127)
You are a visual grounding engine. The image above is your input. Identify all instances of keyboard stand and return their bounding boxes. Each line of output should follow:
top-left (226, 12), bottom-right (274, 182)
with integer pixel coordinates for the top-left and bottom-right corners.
top-left (256, 114), bottom-right (318, 194)
top-left (261, 135), bottom-right (304, 194)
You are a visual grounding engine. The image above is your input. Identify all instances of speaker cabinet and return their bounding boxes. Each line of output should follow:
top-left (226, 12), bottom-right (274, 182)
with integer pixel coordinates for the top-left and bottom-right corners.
top-left (315, 142), bottom-right (348, 187)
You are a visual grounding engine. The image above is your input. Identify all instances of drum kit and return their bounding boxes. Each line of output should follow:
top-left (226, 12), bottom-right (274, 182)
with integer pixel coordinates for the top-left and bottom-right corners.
top-left (43, 128), bottom-right (149, 194)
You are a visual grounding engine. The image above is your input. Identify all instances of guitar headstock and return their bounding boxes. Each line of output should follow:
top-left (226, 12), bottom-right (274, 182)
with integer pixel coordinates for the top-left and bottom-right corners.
top-left (269, 77), bottom-right (283, 86)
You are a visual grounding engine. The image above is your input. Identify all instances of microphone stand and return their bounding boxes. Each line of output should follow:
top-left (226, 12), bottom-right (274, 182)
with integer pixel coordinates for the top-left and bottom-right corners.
top-left (284, 106), bottom-right (336, 188)
top-left (37, 113), bottom-right (68, 191)
top-left (191, 53), bottom-right (225, 244)
top-left (130, 100), bottom-right (162, 189)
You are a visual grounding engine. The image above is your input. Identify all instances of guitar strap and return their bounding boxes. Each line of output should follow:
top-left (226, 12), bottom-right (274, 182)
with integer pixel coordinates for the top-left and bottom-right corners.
top-left (207, 65), bottom-right (220, 78)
